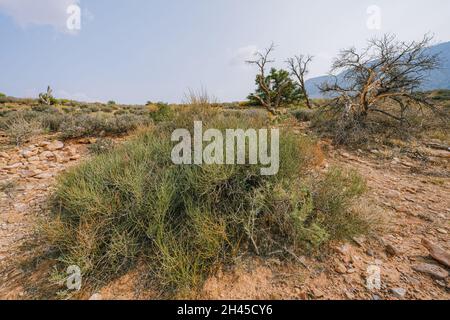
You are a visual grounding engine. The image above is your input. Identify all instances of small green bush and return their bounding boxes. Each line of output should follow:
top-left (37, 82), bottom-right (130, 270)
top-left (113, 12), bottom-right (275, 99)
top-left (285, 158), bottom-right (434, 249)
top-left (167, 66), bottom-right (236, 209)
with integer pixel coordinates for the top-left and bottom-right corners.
top-left (45, 111), bottom-right (369, 296)
top-left (150, 102), bottom-right (174, 122)
top-left (291, 109), bottom-right (316, 122)
top-left (41, 113), bottom-right (69, 132)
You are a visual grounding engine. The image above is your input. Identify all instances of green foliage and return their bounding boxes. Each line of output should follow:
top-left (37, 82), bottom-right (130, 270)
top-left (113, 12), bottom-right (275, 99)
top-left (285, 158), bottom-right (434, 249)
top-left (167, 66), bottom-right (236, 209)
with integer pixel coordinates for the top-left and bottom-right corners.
top-left (41, 113), bottom-right (70, 132)
top-left (44, 111), bottom-right (368, 296)
top-left (0, 92), bottom-right (6, 98)
top-left (290, 109), bottom-right (316, 122)
top-left (248, 68), bottom-right (304, 106)
top-left (107, 100), bottom-right (116, 105)
top-left (312, 167), bottom-right (368, 241)
top-left (150, 102), bottom-right (174, 123)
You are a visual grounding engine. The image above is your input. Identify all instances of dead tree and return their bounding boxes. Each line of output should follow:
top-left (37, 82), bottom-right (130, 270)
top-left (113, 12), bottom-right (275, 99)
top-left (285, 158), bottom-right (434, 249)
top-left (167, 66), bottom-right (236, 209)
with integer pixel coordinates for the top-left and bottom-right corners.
top-left (320, 34), bottom-right (441, 124)
top-left (287, 55), bottom-right (313, 109)
top-left (246, 44), bottom-right (289, 115)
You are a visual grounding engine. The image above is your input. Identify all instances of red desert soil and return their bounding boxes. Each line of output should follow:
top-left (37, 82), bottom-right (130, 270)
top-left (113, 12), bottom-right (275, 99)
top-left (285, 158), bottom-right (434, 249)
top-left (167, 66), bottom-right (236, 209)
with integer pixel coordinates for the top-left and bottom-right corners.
top-left (0, 133), bottom-right (449, 300)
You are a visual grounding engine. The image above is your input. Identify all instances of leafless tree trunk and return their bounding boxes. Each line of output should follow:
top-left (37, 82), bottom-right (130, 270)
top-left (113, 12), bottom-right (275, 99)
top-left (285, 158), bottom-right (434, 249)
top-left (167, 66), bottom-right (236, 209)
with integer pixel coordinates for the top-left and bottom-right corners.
top-left (320, 34), bottom-right (442, 124)
top-left (287, 55), bottom-right (313, 109)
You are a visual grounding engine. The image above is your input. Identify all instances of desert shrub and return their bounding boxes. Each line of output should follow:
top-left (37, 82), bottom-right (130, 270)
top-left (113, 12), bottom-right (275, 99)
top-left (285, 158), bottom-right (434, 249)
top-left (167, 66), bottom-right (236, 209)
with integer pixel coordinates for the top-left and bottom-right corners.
top-left (291, 109), bottom-right (316, 122)
top-left (88, 105), bottom-right (100, 113)
top-left (32, 105), bottom-right (56, 113)
top-left (311, 167), bottom-right (367, 240)
top-left (41, 113), bottom-right (70, 132)
top-left (59, 114), bottom-right (105, 139)
top-left (44, 112), bottom-right (368, 295)
top-left (113, 109), bottom-right (128, 116)
top-left (311, 109), bottom-right (372, 146)
top-left (150, 102), bottom-right (174, 122)
top-left (0, 92), bottom-right (6, 98)
top-left (4, 115), bottom-right (42, 145)
top-left (104, 114), bottom-right (147, 134)
top-left (101, 105), bottom-right (114, 113)
top-left (58, 113), bottom-right (147, 140)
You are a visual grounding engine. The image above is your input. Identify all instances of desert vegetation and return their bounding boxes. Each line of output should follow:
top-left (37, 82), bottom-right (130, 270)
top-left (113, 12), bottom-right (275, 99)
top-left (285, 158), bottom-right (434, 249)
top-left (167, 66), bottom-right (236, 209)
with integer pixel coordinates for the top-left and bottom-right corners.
top-left (39, 101), bottom-right (371, 297)
top-left (0, 34), bottom-right (448, 301)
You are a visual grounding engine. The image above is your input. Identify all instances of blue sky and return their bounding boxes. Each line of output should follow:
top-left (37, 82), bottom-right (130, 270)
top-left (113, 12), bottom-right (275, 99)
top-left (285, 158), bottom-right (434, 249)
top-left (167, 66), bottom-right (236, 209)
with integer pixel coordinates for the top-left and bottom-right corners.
top-left (1, 0), bottom-right (449, 104)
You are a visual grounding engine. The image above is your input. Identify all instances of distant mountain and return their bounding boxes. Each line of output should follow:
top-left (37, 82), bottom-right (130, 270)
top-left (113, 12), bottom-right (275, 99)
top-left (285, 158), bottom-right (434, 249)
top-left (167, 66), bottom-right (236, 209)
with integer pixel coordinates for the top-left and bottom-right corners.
top-left (305, 41), bottom-right (450, 98)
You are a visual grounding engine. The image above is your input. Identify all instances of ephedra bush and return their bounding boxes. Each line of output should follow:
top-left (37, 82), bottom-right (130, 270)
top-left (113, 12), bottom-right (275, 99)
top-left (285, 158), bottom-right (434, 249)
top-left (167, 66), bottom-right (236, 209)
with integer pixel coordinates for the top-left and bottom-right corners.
top-left (43, 110), bottom-right (369, 296)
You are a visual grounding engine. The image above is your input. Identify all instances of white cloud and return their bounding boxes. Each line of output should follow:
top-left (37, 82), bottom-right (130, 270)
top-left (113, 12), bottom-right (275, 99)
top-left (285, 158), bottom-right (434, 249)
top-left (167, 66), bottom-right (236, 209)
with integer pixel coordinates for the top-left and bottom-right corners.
top-left (0, 0), bottom-right (81, 33)
top-left (229, 45), bottom-right (259, 66)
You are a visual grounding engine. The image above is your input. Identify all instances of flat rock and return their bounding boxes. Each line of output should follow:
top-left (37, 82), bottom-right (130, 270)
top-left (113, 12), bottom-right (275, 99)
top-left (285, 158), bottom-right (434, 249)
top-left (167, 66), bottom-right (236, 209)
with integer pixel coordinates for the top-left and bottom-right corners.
top-left (386, 244), bottom-right (400, 256)
top-left (412, 263), bottom-right (448, 280)
top-left (34, 172), bottom-right (54, 180)
top-left (20, 149), bottom-right (38, 158)
top-left (40, 151), bottom-right (55, 160)
top-left (46, 141), bottom-right (64, 151)
top-left (5, 162), bottom-right (23, 170)
top-left (334, 262), bottom-right (347, 274)
top-left (390, 288), bottom-right (407, 298)
top-left (310, 287), bottom-right (324, 298)
top-left (0, 151), bottom-right (10, 159)
top-left (421, 239), bottom-right (450, 268)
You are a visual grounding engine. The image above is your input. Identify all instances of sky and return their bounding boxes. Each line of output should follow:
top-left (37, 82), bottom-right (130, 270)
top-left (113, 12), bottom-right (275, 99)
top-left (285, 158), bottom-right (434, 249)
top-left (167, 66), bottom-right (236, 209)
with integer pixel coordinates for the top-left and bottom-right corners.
top-left (0, 0), bottom-right (449, 104)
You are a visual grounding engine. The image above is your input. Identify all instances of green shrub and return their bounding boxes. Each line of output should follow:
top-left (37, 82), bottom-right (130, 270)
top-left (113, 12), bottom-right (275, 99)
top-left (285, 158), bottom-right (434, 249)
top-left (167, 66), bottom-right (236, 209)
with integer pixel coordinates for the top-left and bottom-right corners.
top-left (105, 114), bottom-right (146, 134)
top-left (41, 113), bottom-right (69, 132)
top-left (44, 112), bottom-right (368, 296)
top-left (0, 92), bottom-right (6, 98)
top-left (32, 105), bottom-right (59, 113)
top-left (291, 109), bottom-right (316, 122)
top-left (150, 102), bottom-right (174, 122)
top-left (311, 167), bottom-right (368, 241)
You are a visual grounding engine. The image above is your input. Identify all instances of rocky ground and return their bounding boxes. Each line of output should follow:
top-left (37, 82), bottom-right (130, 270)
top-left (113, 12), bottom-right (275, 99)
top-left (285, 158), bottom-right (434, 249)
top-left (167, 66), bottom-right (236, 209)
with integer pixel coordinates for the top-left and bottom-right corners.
top-left (0, 130), bottom-right (449, 300)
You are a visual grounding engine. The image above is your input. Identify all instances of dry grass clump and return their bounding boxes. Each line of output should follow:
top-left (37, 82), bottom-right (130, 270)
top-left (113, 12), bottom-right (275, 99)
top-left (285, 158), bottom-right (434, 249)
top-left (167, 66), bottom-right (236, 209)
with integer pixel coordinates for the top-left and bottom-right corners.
top-left (2, 113), bottom-right (42, 145)
top-left (42, 110), bottom-right (370, 296)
